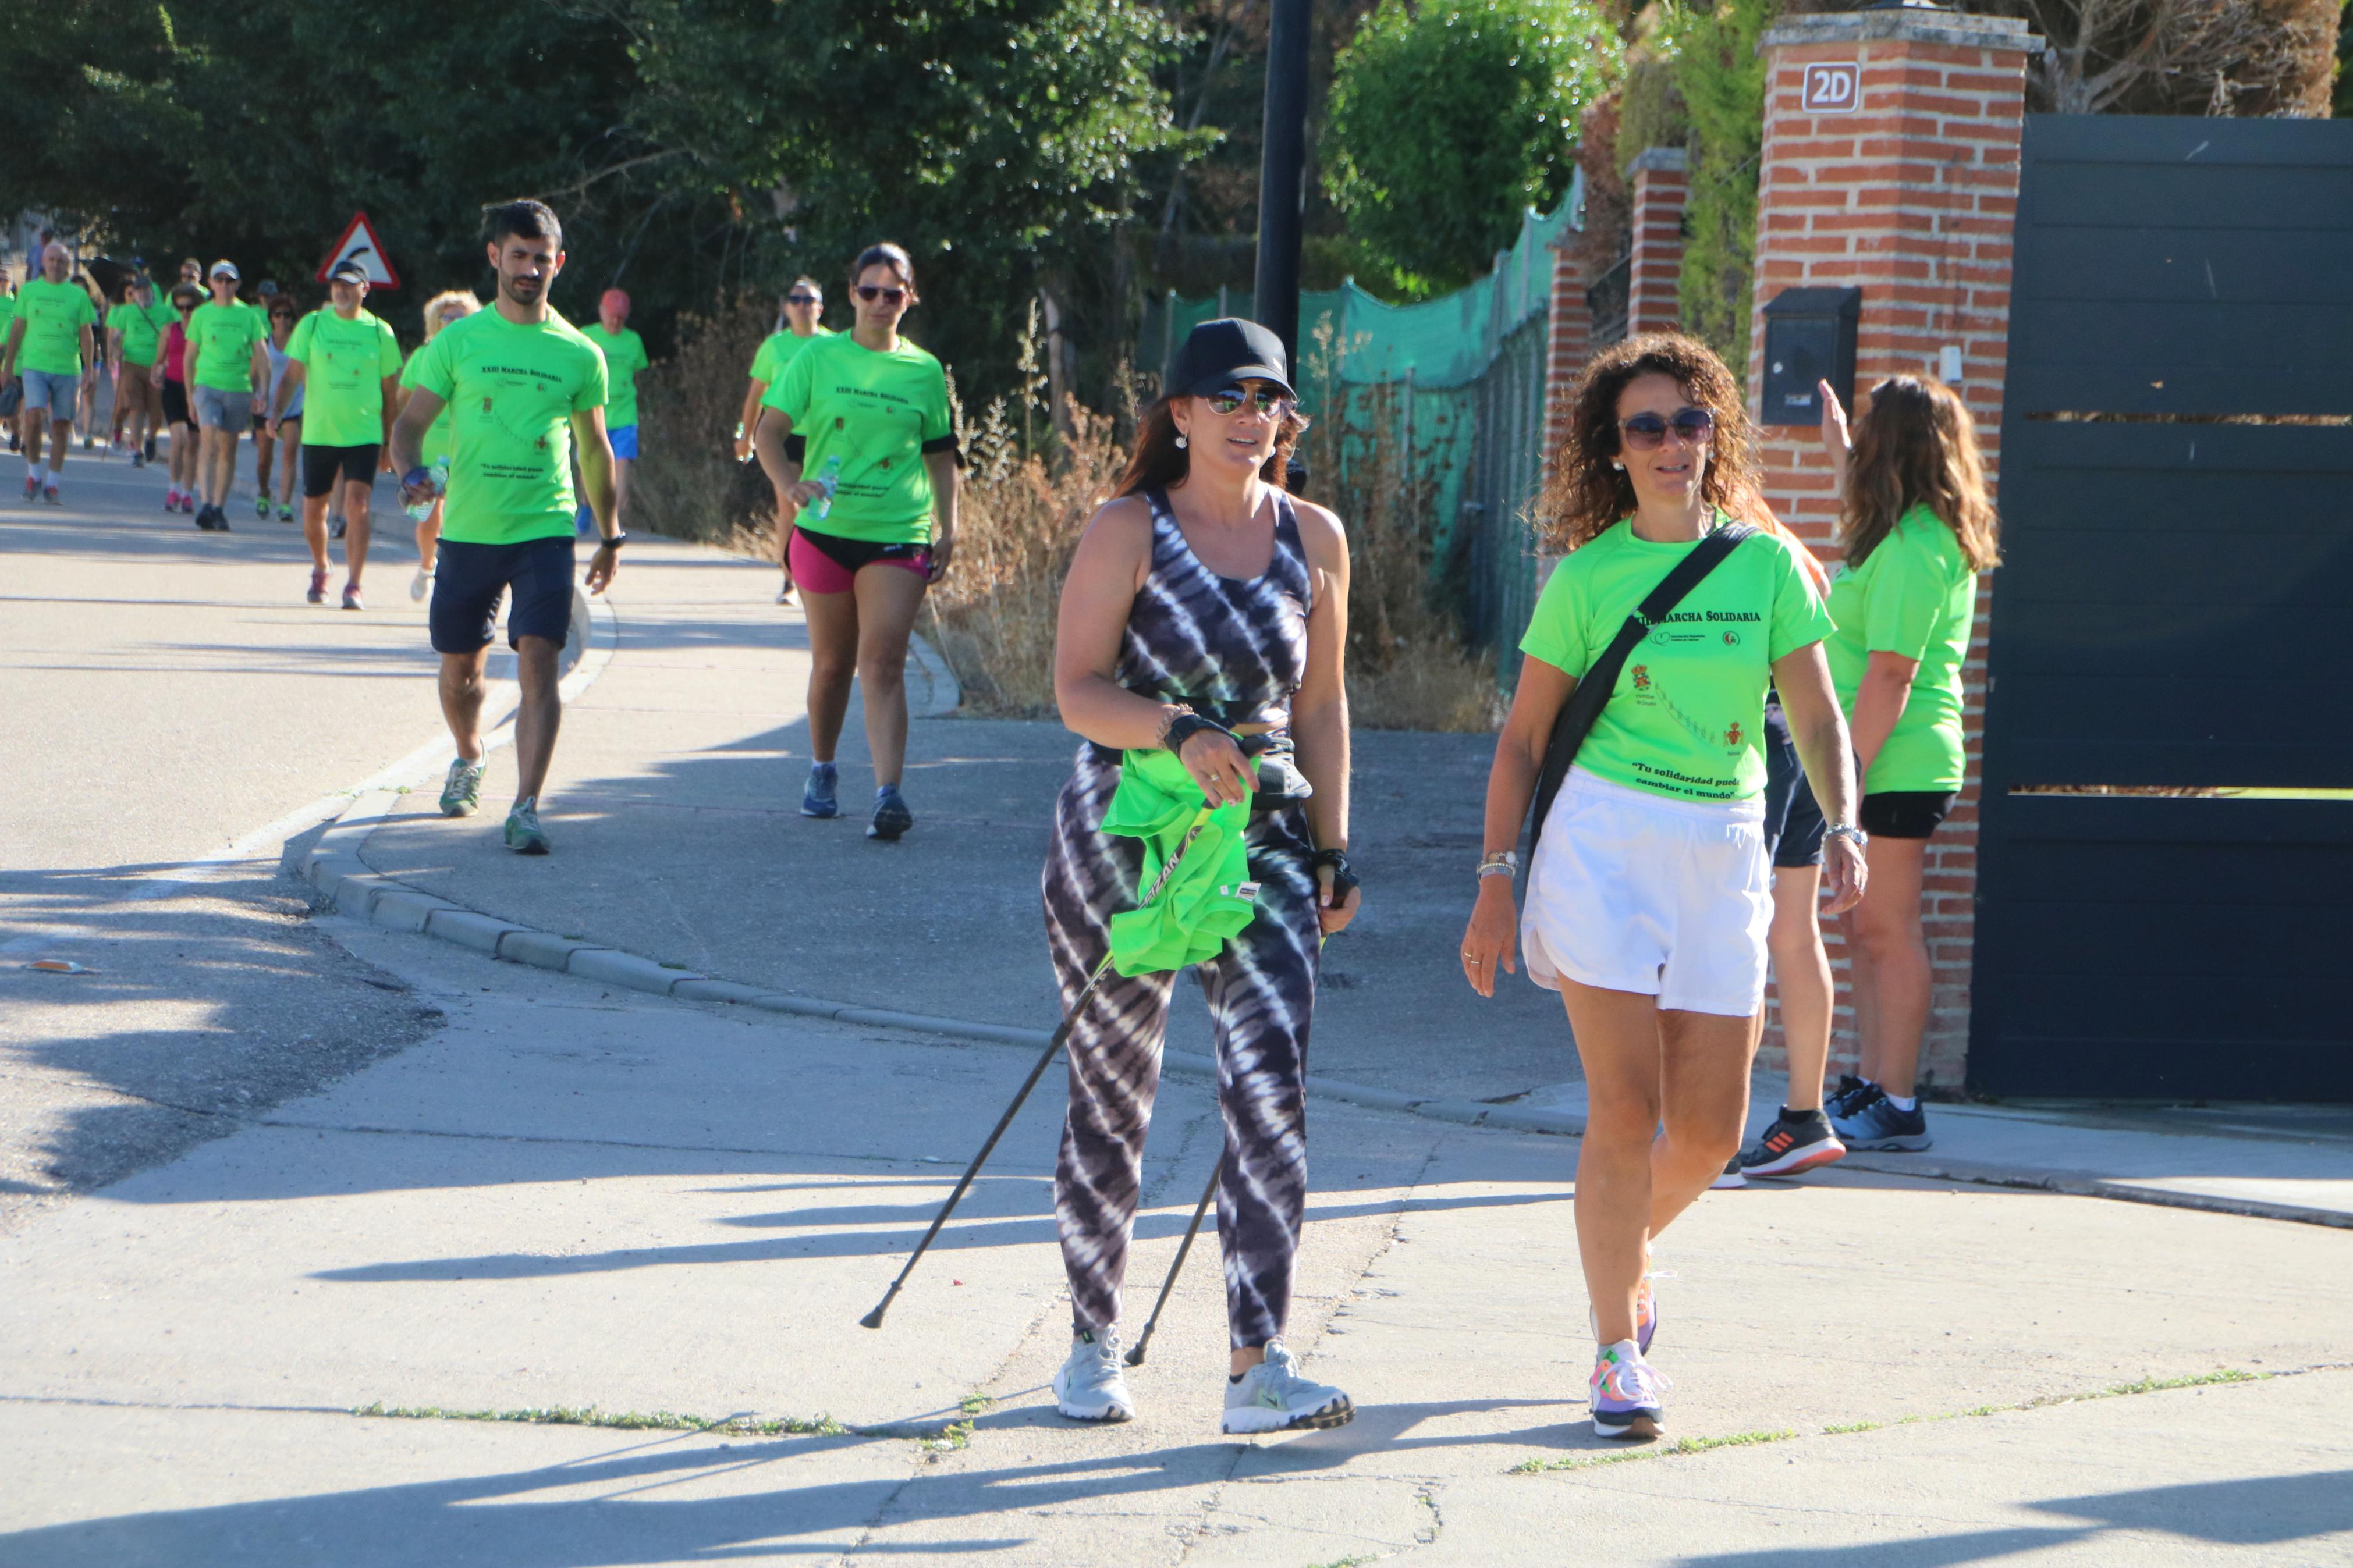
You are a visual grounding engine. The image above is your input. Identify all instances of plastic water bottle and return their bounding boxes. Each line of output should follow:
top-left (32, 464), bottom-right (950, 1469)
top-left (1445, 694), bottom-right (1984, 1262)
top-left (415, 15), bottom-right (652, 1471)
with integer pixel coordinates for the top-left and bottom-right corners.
top-left (403, 457), bottom-right (448, 522)
top-left (809, 451), bottom-right (842, 520)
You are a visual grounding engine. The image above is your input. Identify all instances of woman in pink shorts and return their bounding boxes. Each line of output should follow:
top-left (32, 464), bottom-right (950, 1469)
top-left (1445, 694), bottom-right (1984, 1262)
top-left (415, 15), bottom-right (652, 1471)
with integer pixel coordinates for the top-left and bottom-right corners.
top-left (751, 242), bottom-right (959, 842)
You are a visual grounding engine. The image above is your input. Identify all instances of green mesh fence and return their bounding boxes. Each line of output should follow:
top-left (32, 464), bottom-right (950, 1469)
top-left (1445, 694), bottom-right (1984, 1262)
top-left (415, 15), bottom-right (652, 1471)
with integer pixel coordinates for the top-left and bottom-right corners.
top-left (1141, 184), bottom-right (1578, 683)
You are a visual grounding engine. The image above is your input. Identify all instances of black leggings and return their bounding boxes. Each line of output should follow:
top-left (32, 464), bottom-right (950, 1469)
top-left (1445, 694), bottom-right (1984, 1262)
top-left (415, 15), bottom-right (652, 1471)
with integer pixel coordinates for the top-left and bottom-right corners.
top-left (1040, 744), bottom-right (1321, 1349)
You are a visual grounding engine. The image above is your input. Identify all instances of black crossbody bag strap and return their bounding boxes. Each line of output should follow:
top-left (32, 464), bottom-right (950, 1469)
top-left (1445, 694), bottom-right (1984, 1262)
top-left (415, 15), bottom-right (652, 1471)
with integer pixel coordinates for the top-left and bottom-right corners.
top-left (1527, 523), bottom-right (1758, 851)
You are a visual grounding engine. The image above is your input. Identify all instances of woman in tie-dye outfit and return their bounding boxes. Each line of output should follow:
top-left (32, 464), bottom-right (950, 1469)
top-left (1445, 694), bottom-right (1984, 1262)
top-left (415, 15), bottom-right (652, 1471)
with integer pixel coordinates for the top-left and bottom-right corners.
top-left (1041, 319), bottom-right (1361, 1435)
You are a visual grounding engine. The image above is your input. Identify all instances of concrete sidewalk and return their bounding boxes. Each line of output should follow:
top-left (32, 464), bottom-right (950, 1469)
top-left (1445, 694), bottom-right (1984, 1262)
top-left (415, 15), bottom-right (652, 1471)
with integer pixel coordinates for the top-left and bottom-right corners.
top-left (335, 535), bottom-right (2353, 1226)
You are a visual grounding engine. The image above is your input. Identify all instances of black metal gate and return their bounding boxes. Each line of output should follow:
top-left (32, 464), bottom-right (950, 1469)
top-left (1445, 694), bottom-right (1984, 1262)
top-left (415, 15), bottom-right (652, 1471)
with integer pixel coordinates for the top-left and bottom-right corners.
top-left (1971, 115), bottom-right (2353, 1101)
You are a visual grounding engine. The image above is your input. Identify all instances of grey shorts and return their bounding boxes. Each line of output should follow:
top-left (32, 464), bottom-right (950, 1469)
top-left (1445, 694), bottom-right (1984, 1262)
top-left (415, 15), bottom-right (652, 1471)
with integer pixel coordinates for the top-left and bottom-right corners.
top-left (19, 369), bottom-right (81, 420)
top-left (193, 385), bottom-right (253, 432)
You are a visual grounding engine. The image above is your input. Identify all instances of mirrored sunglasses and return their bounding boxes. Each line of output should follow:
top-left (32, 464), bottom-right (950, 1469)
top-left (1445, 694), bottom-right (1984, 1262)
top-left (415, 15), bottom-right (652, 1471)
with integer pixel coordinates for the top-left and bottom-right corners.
top-left (1205, 386), bottom-right (1289, 417)
top-left (1619, 407), bottom-right (1716, 451)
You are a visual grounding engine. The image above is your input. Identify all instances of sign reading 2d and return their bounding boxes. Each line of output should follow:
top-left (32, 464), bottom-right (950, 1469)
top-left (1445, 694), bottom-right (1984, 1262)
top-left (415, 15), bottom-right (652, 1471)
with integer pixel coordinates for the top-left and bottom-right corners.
top-left (1802, 63), bottom-right (1859, 114)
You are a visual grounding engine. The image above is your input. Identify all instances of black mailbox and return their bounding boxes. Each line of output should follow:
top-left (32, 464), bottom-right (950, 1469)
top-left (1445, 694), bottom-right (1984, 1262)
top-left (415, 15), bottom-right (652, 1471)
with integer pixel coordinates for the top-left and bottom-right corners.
top-left (1760, 286), bottom-right (1860, 425)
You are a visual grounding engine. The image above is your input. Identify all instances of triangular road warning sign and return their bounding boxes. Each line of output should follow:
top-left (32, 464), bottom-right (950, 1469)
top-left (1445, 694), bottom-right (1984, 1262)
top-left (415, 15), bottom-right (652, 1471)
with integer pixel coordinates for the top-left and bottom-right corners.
top-left (317, 212), bottom-right (400, 289)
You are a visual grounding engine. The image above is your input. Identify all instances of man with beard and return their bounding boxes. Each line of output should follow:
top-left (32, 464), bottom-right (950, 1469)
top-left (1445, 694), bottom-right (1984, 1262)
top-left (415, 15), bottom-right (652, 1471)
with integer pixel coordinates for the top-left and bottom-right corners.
top-left (390, 200), bottom-right (619, 856)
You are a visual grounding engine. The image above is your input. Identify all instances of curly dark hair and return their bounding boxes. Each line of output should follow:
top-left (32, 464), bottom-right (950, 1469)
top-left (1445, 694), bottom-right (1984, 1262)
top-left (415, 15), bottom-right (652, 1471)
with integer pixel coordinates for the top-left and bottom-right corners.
top-left (1534, 333), bottom-right (1769, 554)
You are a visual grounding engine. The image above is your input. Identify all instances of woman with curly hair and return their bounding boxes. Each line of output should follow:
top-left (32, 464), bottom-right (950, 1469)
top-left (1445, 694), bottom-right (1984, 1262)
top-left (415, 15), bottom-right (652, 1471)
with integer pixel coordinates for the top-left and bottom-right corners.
top-left (1813, 376), bottom-right (2000, 1153)
top-left (1460, 334), bottom-right (1865, 1439)
top-left (396, 289), bottom-right (482, 602)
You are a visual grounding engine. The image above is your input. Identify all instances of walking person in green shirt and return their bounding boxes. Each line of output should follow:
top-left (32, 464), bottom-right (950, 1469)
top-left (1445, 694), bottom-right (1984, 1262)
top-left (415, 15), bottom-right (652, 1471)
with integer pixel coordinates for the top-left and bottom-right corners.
top-left (1812, 376), bottom-right (2000, 1153)
top-left (751, 242), bottom-right (959, 840)
top-left (391, 200), bottom-right (620, 856)
top-left (577, 287), bottom-right (648, 539)
top-left (739, 277), bottom-right (832, 600)
top-left (106, 277), bottom-right (172, 466)
top-left (2, 242), bottom-right (100, 505)
top-left (183, 261), bottom-right (270, 531)
top-left (275, 259), bottom-right (404, 609)
top-left (1461, 335), bottom-right (1866, 1441)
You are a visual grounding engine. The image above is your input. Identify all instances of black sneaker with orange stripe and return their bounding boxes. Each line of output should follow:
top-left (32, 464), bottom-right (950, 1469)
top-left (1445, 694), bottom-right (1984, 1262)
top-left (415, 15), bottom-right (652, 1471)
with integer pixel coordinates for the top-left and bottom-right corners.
top-left (1738, 1106), bottom-right (1847, 1178)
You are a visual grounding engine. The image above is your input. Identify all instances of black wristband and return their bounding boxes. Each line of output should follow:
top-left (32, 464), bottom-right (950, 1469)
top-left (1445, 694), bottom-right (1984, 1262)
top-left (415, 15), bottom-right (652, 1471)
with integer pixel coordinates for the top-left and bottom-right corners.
top-left (1163, 711), bottom-right (1236, 753)
top-left (1311, 847), bottom-right (1360, 898)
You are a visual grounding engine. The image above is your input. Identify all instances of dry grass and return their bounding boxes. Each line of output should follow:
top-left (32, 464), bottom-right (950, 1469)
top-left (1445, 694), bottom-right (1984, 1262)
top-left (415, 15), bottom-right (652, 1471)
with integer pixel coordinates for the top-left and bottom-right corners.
top-left (633, 296), bottom-right (778, 546)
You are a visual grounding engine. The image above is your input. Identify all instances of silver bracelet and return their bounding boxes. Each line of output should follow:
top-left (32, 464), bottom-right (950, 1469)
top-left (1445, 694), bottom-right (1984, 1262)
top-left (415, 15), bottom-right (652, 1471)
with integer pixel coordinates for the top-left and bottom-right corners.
top-left (1823, 823), bottom-right (1869, 848)
top-left (1477, 849), bottom-right (1520, 879)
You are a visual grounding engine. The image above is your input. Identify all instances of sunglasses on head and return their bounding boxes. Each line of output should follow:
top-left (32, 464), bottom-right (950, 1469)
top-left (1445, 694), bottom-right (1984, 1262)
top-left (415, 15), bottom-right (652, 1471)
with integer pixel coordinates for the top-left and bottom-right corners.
top-left (786, 293), bottom-right (820, 305)
top-left (1204, 385), bottom-right (1289, 417)
top-left (854, 284), bottom-right (906, 305)
top-left (1618, 407), bottom-right (1716, 451)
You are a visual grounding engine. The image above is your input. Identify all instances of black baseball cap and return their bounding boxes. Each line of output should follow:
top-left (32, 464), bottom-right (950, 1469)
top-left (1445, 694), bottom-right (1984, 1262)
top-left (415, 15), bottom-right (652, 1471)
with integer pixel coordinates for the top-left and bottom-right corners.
top-left (1167, 317), bottom-right (1294, 401)
top-left (326, 259), bottom-right (369, 285)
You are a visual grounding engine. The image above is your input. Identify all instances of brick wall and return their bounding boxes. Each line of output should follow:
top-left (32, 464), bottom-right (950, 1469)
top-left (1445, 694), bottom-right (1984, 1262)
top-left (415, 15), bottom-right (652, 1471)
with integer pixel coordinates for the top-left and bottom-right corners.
top-left (1627, 148), bottom-right (1691, 341)
top-left (1543, 239), bottom-right (1591, 469)
top-left (1745, 9), bottom-right (2038, 1092)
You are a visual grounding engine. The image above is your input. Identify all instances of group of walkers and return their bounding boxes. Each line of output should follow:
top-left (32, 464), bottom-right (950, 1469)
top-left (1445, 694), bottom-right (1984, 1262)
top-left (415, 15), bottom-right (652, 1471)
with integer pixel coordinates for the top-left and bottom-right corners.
top-left (1017, 318), bottom-right (1990, 1442)
top-left (8, 205), bottom-right (1997, 1447)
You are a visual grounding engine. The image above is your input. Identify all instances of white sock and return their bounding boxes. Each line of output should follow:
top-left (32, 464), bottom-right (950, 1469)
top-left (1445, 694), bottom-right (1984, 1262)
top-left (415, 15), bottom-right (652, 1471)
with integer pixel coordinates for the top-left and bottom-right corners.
top-left (1884, 1091), bottom-right (1918, 1112)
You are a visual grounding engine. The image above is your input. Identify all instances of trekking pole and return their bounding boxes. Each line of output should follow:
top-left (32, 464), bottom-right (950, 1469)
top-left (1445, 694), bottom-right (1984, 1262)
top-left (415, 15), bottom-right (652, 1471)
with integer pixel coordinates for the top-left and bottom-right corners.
top-left (861, 806), bottom-right (1216, 1331)
top-left (1123, 1154), bottom-right (1220, 1367)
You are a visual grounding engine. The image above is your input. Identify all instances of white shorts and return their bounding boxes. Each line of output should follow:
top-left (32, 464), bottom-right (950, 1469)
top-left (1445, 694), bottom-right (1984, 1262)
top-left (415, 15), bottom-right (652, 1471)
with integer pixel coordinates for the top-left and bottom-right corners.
top-left (1521, 766), bottom-right (1770, 1017)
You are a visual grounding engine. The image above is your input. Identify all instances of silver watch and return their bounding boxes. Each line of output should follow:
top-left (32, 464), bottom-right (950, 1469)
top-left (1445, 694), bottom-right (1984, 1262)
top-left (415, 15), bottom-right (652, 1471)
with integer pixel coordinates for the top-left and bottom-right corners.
top-left (1823, 823), bottom-right (1869, 849)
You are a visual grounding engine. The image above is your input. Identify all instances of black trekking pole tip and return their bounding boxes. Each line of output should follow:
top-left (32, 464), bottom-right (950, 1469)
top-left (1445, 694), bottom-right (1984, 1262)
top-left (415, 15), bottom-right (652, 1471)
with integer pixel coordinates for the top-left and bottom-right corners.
top-left (1123, 1339), bottom-right (1149, 1367)
top-left (859, 1307), bottom-right (887, 1330)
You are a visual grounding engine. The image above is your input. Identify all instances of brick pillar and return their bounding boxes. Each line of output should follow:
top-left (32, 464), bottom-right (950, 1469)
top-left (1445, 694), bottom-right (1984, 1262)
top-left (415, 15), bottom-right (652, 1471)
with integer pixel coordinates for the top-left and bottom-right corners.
top-left (1542, 236), bottom-right (1591, 467)
top-left (1626, 147), bottom-right (1689, 338)
top-left (1746, 5), bottom-right (2039, 1092)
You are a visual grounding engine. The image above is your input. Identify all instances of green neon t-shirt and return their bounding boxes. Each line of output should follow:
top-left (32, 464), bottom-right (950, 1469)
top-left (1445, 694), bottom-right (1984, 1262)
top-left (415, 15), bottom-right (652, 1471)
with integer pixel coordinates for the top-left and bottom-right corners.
top-left (763, 333), bottom-right (954, 544)
top-left (186, 300), bottom-right (269, 392)
top-left (13, 278), bottom-right (99, 376)
top-left (749, 326), bottom-right (830, 386)
top-left (108, 301), bottom-right (165, 367)
top-left (400, 346), bottom-right (456, 464)
top-left (579, 323), bottom-right (648, 429)
top-left (1520, 518), bottom-right (1836, 803)
top-left (0, 296), bottom-right (16, 365)
top-left (407, 308), bottom-right (608, 546)
top-left (286, 308), bottom-right (403, 447)
top-left (1825, 504), bottom-right (1979, 794)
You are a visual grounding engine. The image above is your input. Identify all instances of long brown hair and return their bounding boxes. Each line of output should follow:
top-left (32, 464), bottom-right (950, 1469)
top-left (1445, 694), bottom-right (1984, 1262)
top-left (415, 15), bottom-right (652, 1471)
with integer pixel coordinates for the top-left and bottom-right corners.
top-left (1840, 376), bottom-right (2000, 571)
top-left (1114, 393), bottom-right (1310, 498)
top-left (1534, 333), bottom-right (1769, 554)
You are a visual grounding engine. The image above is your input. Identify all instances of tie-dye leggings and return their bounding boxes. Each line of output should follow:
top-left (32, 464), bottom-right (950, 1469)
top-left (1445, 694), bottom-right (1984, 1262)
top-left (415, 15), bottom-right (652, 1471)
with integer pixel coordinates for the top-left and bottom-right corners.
top-left (1041, 747), bottom-right (1321, 1350)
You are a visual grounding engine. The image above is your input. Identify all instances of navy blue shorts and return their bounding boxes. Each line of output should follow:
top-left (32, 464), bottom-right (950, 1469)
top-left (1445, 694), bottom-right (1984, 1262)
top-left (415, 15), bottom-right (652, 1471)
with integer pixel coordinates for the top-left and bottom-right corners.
top-left (1762, 701), bottom-right (1826, 869)
top-left (430, 535), bottom-right (575, 655)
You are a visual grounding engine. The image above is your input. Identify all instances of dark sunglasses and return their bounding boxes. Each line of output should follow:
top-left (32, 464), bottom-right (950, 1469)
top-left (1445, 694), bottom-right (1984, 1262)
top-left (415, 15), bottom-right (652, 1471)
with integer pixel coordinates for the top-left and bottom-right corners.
top-left (786, 293), bottom-right (820, 306)
top-left (1618, 407), bottom-right (1716, 451)
top-left (1204, 386), bottom-right (1289, 417)
top-left (854, 285), bottom-right (906, 305)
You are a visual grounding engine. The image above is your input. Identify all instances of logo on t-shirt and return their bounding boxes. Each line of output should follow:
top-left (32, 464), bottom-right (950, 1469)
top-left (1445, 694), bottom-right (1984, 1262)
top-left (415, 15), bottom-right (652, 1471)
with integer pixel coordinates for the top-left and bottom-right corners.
top-left (1726, 721), bottom-right (1743, 748)
top-left (1631, 664), bottom-right (1651, 691)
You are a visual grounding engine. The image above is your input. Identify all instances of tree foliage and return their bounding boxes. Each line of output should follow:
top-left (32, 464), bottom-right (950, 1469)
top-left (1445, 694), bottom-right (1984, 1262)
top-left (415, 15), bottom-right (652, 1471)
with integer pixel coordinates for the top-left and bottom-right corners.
top-left (1323, 0), bottom-right (1619, 297)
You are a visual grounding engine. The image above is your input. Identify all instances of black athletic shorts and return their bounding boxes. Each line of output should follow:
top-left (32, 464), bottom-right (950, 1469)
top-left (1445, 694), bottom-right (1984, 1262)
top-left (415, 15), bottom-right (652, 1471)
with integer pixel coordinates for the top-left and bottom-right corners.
top-left (302, 443), bottom-right (380, 497)
top-left (1761, 701), bottom-right (1826, 869)
top-left (159, 380), bottom-right (191, 428)
top-left (430, 535), bottom-right (576, 655)
top-left (1861, 790), bottom-right (1957, 840)
top-left (793, 524), bottom-right (929, 575)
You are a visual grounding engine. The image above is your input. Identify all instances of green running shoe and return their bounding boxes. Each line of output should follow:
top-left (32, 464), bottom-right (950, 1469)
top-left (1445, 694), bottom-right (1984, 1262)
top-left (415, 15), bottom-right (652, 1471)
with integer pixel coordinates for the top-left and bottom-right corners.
top-left (503, 798), bottom-right (551, 855)
top-left (439, 757), bottom-right (487, 817)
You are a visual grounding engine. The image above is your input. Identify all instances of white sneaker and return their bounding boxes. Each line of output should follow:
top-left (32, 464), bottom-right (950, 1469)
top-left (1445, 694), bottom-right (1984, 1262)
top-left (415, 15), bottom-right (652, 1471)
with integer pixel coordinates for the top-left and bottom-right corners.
top-left (1221, 1342), bottom-right (1353, 1434)
top-left (410, 566), bottom-right (434, 602)
top-left (1052, 1329), bottom-right (1135, 1423)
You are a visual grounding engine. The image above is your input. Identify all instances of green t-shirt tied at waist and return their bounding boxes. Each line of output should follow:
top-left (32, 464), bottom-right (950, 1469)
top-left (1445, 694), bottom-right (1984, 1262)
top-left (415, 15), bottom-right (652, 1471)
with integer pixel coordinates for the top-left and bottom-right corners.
top-left (764, 332), bottom-right (955, 546)
top-left (1520, 518), bottom-right (1836, 804)
top-left (108, 301), bottom-right (165, 368)
top-left (287, 308), bottom-right (403, 447)
top-left (579, 323), bottom-right (648, 429)
top-left (400, 346), bottom-right (456, 464)
top-left (1826, 503), bottom-right (1980, 794)
top-left (185, 299), bottom-right (268, 392)
top-left (1100, 749), bottom-right (1255, 976)
top-left (406, 308), bottom-right (609, 546)
top-left (750, 326), bottom-right (829, 386)
top-left (13, 278), bottom-right (99, 376)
